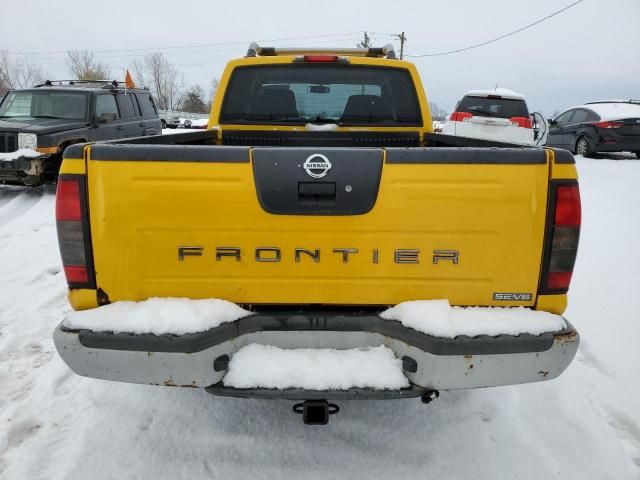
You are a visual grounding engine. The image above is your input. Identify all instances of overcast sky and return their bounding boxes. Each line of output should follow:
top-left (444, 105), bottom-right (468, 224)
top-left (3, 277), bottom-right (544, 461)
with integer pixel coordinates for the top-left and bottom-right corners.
top-left (3, 0), bottom-right (639, 115)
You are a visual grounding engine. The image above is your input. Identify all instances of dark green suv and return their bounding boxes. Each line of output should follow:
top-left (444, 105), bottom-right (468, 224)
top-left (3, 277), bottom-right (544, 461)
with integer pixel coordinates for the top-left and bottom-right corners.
top-left (0, 80), bottom-right (162, 186)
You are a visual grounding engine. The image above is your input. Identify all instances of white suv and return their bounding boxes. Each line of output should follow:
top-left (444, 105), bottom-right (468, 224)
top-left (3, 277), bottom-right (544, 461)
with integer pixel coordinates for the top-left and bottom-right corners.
top-left (442, 89), bottom-right (537, 145)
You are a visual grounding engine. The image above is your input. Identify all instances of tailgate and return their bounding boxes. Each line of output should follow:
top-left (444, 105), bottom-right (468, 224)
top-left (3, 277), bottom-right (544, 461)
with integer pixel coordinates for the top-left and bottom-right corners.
top-left (85, 144), bottom-right (550, 307)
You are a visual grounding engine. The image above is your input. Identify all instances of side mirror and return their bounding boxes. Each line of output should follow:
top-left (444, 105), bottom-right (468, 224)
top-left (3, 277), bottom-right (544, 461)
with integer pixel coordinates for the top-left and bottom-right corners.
top-left (548, 118), bottom-right (556, 126)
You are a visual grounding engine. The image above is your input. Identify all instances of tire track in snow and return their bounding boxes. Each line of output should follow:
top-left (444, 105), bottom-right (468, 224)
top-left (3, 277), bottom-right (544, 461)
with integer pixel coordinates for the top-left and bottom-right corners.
top-left (0, 188), bottom-right (23, 208)
top-left (604, 407), bottom-right (640, 471)
top-left (0, 188), bottom-right (46, 228)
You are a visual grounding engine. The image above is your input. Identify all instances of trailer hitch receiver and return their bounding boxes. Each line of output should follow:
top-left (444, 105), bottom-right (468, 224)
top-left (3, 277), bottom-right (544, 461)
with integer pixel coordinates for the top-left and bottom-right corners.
top-left (293, 400), bottom-right (340, 425)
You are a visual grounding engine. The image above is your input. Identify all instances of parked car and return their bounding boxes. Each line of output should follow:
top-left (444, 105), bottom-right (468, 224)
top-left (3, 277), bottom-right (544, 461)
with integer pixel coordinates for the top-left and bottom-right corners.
top-left (190, 118), bottom-right (209, 129)
top-left (158, 111), bottom-right (181, 129)
top-left (546, 100), bottom-right (640, 158)
top-left (0, 80), bottom-right (162, 185)
top-left (442, 89), bottom-right (538, 146)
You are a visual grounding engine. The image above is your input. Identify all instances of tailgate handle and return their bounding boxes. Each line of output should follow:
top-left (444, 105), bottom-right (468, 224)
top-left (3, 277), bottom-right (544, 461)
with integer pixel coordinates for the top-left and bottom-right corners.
top-left (298, 182), bottom-right (336, 206)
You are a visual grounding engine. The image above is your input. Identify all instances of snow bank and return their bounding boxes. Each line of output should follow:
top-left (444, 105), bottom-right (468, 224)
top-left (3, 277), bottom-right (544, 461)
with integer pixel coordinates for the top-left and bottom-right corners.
top-left (0, 148), bottom-right (42, 161)
top-left (380, 300), bottom-right (566, 338)
top-left (223, 344), bottom-right (409, 390)
top-left (305, 123), bottom-right (338, 131)
top-left (62, 297), bottom-right (251, 335)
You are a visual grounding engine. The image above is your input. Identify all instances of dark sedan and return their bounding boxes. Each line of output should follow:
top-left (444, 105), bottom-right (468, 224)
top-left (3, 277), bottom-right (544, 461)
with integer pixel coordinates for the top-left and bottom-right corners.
top-left (546, 101), bottom-right (640, 158)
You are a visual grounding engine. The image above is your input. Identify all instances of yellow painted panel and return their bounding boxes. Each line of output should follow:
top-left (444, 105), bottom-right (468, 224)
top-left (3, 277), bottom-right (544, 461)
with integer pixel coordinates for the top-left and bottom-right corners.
top-left (545, 149), bottom-right (578, 180)
top-left (551, 162), bottom-right (578, 181)
top-left (68, 288), bottom-right (98, 310)
top-left (59, 158), bottom-right (86, 175)
top-left (535, 294), bottom-right (567, 315)
top-left (87, 150), bottom-right (549, 307)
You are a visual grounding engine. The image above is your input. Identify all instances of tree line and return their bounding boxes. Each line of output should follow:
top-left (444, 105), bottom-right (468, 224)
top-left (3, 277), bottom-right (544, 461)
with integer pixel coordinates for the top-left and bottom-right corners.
top-left (1, 50), bottom-right (450, 122)
top-left (0, 49), bottom-right (216, 113)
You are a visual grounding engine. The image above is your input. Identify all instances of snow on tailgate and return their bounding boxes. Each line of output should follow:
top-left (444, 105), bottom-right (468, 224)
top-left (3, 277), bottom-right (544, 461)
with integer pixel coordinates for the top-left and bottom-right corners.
top-left (63, 297), bottom-right (251, 335)
top-left (380, 300), bottom-right (567, 338)
top-left (223, 344), bottom-right (409, 390)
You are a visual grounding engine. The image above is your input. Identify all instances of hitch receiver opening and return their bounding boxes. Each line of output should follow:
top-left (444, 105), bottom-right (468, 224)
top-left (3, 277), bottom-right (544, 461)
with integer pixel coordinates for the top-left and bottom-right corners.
top-left (293, 400), bottom-right (340, 425)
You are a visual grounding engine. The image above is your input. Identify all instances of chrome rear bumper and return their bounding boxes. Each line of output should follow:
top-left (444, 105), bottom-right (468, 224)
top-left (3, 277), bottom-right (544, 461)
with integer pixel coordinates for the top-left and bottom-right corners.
top-left (54, 310), bottom-right (579, 398)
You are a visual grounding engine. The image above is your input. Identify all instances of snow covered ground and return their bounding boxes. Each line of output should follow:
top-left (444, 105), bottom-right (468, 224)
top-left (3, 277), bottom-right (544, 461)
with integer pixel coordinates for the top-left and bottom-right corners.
top-left (0, 155), bottom-right (639, 479)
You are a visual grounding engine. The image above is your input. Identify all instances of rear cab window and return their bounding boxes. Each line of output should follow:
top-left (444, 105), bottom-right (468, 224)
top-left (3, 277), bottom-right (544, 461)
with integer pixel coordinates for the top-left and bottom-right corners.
top-left (456, 95), bottom-right (529, 119)
top-left (220, 65), bottom-right (422, 126)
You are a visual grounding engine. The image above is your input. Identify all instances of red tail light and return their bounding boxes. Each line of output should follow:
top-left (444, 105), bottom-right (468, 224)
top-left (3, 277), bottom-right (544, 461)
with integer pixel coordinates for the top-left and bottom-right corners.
top-left (303, 55), bottom-right (339, 62)
top-left (540, 182), bottom-right (581, 293)
top-left (546, 271), bottom-right (573, 290)
top-left (56, 175), bottom-right (95, 289)
top-left (64, 265), bottom-right (89, 283)
top-left (554, 184), bottom-right (581, 226)
top-left (510, 116), bottom-right (533, 128)
top-left (56, 178), bottom-right (82, 221)
top-left (449, 111), bottom-right (473, 122)
top-left (593, 121), bottom-right (623, 129)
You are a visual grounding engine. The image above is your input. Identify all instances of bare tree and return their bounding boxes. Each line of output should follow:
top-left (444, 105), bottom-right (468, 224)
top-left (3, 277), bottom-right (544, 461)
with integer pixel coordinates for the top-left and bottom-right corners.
top-left (0, 51), bottom-right (9, 98)
top-left (428, 102), bottom-right (449, 122)
top-left (356, 31), bottom-right (371, 49)
top-left (132, 52), bottom-right (183, 110)
top-left (67, 50), bottom-right (110, 80)
top-left (0, 49), bottom-right (48, 91)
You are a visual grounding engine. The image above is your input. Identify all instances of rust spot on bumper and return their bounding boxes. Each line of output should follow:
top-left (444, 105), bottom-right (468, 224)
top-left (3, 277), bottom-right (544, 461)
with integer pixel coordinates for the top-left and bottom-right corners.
top-left (162, 378), bottom-right (198, 388)
top-left (555, 330), bottom-right (578, 344)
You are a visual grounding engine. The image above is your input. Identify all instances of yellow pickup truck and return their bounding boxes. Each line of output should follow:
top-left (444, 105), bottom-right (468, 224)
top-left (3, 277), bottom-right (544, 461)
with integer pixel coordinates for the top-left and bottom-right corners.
top-left (53, 44), bottom-right (580, 423)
